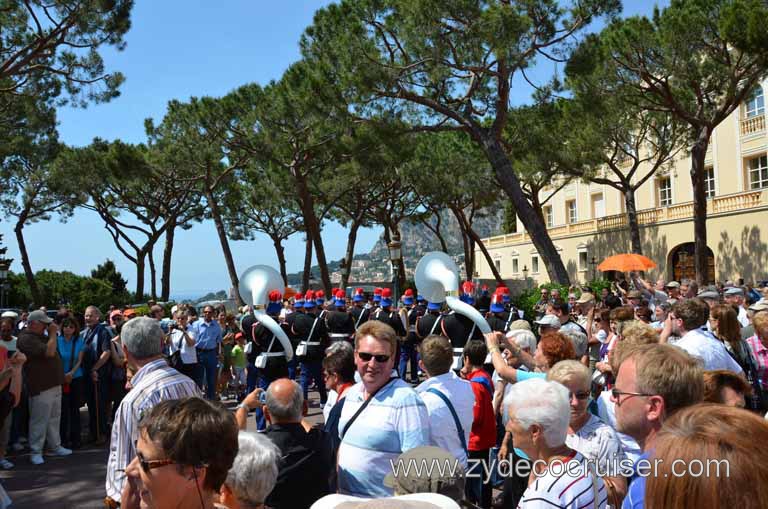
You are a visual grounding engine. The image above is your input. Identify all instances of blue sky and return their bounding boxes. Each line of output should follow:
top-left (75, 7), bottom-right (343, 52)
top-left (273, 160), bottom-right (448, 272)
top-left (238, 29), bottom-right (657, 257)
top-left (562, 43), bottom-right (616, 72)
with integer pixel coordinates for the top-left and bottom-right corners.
top-left (0, 0), bottom-right (663, 300)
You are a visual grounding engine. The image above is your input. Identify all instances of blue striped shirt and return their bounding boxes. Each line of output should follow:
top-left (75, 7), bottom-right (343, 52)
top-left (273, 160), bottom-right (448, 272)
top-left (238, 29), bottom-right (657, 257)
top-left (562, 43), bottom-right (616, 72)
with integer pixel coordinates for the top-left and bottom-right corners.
top-left (192, 319), bottom-right (223, 350)
top-left (337, 378), bottom-right (431, 498)
top-left (105, 358), bottom-right (200, 500)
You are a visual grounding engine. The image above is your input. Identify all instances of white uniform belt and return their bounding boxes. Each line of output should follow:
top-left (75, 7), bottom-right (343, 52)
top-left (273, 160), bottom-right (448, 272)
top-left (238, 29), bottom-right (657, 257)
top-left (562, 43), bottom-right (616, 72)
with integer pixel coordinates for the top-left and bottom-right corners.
top-left (302, 341), bottom-right (321, 346)
top-left (329, 333), bottom-right (350, 338)
top-left (259, 352), bottom-right (285, 358)
top-left (453, 348), bottom-right (464, 355)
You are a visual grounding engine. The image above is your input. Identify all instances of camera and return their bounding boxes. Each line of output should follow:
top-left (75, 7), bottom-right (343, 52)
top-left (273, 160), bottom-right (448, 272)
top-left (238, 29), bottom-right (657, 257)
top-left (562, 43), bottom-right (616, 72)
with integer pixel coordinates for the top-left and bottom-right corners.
top-left (259, 391), bottom-right (267, 404)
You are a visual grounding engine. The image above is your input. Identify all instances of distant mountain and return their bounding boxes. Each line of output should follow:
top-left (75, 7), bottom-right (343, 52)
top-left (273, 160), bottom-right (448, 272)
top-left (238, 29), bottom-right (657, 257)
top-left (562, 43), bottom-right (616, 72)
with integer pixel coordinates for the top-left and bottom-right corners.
top-left (287, 208), bottom-right (506, 285)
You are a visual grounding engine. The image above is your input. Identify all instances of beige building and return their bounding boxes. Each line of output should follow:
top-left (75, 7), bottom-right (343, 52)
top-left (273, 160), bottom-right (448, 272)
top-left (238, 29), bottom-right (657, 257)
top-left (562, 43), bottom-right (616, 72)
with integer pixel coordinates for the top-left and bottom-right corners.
top-left (477, 79), bottom-right (768, 285)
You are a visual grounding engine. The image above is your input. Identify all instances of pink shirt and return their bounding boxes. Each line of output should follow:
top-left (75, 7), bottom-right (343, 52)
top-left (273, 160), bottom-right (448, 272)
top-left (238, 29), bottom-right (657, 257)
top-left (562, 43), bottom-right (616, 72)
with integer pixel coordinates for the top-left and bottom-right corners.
top-left (746, 335), bottom-right (768, 390)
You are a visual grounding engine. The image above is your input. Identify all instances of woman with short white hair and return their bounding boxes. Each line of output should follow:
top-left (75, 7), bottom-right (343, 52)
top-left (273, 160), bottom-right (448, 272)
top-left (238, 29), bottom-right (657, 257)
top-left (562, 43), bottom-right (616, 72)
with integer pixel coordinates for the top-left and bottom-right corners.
top-left (547, 360), bottom-right (626, 506)
top-left (219, 432), bottom-right (280, 509)
top-left (505, 378), bottom-right (606, 508)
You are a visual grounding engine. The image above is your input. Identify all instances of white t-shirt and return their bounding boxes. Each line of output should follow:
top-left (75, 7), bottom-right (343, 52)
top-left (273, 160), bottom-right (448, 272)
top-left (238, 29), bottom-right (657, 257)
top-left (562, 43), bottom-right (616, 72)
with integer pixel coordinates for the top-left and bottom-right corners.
top-left (566, 414), bottom-right (626, 476)
top-left (168, 328), bottom-right (197, 364)
top-left (737, 306), bottom-right (750, 328)
top-left (675, 327), bottom-right (743, 373)
top-left (517, 451), bottom-right (607, 508)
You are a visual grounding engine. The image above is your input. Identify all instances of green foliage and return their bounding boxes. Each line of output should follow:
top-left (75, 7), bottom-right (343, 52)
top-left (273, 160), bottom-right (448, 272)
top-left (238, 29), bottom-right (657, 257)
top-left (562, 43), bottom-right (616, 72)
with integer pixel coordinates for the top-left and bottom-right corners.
top-left (0, 0), bottom-right (133, 107)
top-left (587, 278), bottom-right (613, 297)
top-left (7, 270), bottom-right (121, 313)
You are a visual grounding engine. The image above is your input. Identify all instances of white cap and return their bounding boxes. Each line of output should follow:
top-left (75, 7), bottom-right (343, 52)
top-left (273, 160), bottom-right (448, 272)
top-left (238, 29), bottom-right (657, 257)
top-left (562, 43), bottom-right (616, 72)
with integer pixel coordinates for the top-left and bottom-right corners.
top-left (534, 314), bottom-right (561, 328)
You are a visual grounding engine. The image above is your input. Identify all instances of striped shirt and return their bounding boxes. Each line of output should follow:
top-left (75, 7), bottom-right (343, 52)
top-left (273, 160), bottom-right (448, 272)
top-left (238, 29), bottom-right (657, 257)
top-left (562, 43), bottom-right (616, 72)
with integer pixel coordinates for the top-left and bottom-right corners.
top-left (517, 451), bottom-right (607, 508)
top-left (746, 334), bottom-right (768, 390)
top-left (337, 378), bottom-right (431, 498)
top-left (105, 358), bottom-right (199, 500)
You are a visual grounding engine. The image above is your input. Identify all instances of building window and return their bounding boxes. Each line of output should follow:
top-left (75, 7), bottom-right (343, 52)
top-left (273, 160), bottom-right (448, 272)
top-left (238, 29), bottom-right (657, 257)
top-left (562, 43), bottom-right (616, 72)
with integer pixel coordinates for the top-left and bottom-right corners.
top-left (658, 177), bottom-right (672, 206)
top-left (704, 167), bottom-right (715, 198)
top-left (748, 154), bottom-right (768, 189)
top-left (566, 200), bottom-right (577, 224)
top-left (745, 87), bottom-right (765, 118)
top-left (591, 193), bottom-right (605, 218)
top-left (579, 251), bottom-right (588, 272)
top-left (543, 206), bottom-right (553, 228)
top-left (494, 259), bottom-right (501, 273)
top-left (531, 256), bottom-right (539, 274)
top-left (512, 258), bottom-right (519, 274)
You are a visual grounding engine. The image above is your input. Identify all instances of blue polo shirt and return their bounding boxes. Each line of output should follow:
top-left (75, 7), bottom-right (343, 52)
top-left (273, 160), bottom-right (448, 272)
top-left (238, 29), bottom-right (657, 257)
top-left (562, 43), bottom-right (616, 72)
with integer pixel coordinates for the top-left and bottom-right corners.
top-left (193, 319), bottom-right (222, 350)
top-left (623, 451), bottom-right (650, 509)
top-left (58, 334), bottom-right (86, 379)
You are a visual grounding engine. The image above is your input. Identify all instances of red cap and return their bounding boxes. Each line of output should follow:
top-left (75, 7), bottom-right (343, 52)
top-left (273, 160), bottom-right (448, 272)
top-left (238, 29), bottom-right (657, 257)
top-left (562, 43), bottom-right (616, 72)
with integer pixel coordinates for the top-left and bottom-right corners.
top-left (462, 281), bottom-right (475, 294)
top-left (403, 288), bottom-right (414, 297)
top-left (268, 290), bottom-right (282, 302)
top-left (235, 332), bottom-right (244, 340)
top-left (381, 287), bottom-right (392, 298)
top-left (294, 292), bottom-right (304, 301)
top-left (481, 284), bottom-right (488, 291)
top-left (336, 289), bottom-right (346, 298)
top-left (315, 290), bottom-right (325, 299)
top-left (354, 287), bottom-right (364, 295)
top-left (492, 293), bottom-right (503, 305)
top-left (304, 290), bottom-right (315, 301)
top-left (374, 287), bottom-right (382, 295)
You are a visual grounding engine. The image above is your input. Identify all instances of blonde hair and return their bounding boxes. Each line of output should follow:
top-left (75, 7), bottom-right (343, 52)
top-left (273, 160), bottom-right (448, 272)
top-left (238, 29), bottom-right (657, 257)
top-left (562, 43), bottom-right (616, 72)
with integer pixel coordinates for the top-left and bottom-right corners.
top-left (420, 335), bottom-right (453, 376)
top-left (646, 404), bottom-right (768, 509)
top-left (547, 360), bottom-right (591, 392)
top-left (615, 344), bottom-right (703, 416)
top-left (621, 322), bottom-right (660, 346)
top-left (354, 320), bottom-right (397, 356)
top-left (753, 312), bottom-right (768, 338)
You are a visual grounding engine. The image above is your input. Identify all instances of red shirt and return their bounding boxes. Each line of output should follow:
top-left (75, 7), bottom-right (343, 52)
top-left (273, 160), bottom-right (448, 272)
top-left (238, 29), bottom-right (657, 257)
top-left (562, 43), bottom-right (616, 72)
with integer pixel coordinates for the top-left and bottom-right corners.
top-left (466, 368), bottom-right (496, 451)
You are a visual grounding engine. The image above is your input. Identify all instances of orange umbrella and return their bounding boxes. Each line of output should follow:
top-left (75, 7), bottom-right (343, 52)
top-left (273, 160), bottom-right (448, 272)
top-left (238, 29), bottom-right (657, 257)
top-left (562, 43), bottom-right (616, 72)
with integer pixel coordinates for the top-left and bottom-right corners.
top-left (597, 253), bottom-right (657, 273)
top-left (283, 287), bottom-right (298, 299)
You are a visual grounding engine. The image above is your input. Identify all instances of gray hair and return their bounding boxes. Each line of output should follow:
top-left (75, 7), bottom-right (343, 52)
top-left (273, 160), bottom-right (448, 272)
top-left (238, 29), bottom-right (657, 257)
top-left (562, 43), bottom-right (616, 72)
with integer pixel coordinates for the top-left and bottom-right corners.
top-left (225, 432), bottom-right (280, 507)
top-left (547, 360), bottom-right (591, 392)
top-left (506, 329), bottom-right (537, 353)
top-left (265, 380), bottom-right (303, 422)
top-left (504, 378), bottom-right (570, 447)
top-left (85, 305), bottom-right (102, 318)
top-left (561, 329), bottom-right (588, 358)
top-left (326, 340), bottom-right (354, 356)
top-left (121, 317), bottom-right (164, 360)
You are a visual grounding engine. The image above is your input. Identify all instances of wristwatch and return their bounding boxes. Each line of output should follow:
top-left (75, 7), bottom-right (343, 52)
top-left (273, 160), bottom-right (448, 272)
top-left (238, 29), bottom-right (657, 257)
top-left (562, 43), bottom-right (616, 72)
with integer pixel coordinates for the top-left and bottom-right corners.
top-left (235, 402), bottom-right (251, 412)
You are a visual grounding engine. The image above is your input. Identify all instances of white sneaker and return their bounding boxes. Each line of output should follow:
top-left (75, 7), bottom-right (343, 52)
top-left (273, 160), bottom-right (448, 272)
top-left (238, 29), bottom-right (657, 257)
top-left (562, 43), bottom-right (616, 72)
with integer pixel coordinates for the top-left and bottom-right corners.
top-left (49, 446), bottom-right (72, 457)
top-left (30, 454), bottom-right (44, 465)
top-left (0, 459), bottom-right (14, 469)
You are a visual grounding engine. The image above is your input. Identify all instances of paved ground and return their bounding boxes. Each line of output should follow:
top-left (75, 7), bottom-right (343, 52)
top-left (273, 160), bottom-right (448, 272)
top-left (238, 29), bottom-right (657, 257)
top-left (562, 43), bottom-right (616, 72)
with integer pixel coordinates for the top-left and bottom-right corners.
top-left (0, 391), bottom-right (327, 508)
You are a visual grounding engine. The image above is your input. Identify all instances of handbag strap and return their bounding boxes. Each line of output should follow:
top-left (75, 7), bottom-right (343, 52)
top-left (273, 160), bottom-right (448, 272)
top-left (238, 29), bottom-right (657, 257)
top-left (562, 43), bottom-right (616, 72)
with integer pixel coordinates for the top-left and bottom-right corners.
top-left (341, 377), bottom-right (397, 440)
top-left (426, 387), bottom-right (467, 452)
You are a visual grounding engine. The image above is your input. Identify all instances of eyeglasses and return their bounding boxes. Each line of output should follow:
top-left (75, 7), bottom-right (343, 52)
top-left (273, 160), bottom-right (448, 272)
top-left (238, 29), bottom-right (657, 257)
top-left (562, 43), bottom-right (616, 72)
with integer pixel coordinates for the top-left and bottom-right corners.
top-left (569, 391), bottom-right (590, 401)
top-left (357, 352), bottom-right (390, 363)
top-left (136, 452), bottom-right (175, 473)
top-left (611, 388), bottom-right (654, 404)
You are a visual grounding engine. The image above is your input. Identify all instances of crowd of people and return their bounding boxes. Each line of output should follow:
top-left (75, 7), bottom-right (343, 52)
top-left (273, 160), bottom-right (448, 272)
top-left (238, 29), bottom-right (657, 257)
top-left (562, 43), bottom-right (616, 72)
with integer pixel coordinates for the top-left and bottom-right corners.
top-left (0, 274), bottom-right (767, 508)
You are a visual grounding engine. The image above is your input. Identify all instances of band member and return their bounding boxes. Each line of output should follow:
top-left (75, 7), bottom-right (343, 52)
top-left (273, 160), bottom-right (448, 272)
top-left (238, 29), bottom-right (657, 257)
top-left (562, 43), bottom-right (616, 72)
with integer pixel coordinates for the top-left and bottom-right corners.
top-left (399, 289), bottom-right (422, 383)
top-left (350, 288), bottom-right (370, 331)
top-left (372, 288), bottom-right (407, 338)
top-left (460, 281), bottom-right (476, 307)
top-left (291, 290), bottom-right (329, 406)
top-left (416, 300), bottom-right (444, 340)
top-left (326, 289), bottom-right (355, 343)
top-left (476, 285), bottom-right (491, 314)
top-left (485, 292), bottom-right (509, 333)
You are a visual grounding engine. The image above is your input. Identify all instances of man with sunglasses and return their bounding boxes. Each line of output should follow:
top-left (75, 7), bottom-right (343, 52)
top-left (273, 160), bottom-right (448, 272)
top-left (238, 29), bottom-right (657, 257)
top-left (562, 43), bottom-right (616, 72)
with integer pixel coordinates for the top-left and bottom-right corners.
top-left (336, 320), bottom-right (430, 498)
top-left (611, 343), bottom-right (703, 509)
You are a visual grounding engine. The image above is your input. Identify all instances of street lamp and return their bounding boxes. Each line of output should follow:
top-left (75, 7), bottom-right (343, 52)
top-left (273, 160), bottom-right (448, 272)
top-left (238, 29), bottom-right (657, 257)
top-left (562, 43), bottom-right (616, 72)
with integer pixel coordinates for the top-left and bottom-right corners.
top-left (339, 257), bottom-right (349, 288)
top-left (522, 265), bottom-right (529, 289)
top-left (0, 259), bottom-right (10, 308)
top-left (388, 234), bottom-right (402, 305)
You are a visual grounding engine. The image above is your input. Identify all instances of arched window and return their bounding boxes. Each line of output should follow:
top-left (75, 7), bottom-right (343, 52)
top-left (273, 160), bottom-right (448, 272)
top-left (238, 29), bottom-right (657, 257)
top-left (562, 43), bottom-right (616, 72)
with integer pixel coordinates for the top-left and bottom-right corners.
top-left (745, 86), bottom-right (765, 118)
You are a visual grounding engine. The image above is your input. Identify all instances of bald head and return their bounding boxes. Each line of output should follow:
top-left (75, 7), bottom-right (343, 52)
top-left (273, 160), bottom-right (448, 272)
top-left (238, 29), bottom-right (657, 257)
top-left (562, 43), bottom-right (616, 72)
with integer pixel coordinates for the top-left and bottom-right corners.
top-left (265, 378), bottom-right (304, 423)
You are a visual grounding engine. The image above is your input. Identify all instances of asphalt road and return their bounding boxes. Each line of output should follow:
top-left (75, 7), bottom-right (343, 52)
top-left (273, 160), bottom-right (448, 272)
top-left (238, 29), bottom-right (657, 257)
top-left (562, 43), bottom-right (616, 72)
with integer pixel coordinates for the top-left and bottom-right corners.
top-left (0, 391), bottom-right (327, 509)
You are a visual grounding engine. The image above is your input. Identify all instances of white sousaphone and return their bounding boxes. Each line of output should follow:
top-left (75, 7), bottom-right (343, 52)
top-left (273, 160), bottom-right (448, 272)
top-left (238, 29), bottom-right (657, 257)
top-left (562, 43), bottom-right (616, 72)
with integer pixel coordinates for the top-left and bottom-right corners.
top-left (239, 265), bottom-right (293, 362)
top-left (415, 252), bottom-right (491, 369)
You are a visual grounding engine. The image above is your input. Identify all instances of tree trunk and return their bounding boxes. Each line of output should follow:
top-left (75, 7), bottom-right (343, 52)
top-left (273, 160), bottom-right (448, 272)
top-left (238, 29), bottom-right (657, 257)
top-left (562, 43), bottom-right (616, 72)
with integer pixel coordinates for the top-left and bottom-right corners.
top-left (342, 220), bottom-right (361, 290)
top-left (302, 235), bottom-right (313, 291)
top-left (418, 209), bottom-right (449, 252)
top-left (690, 129), bottom-right (712, 286)
top-left (271, 236), bottom-right (288, 287)
top-left (135, 253), bottom-right (145, 301)
top-left (148, 247), bottom-right (157, 300)
top-left (160, 218), bottom-right (176, 302)
top-left (391, 223), bottom-right (406, 291)
top-left (295, 175), bottom-right (331, 294)
top-left (453, 210), bottom-right (473, 282)
top-left (624, 188), bottom-right (643, 255)
top-left (14, 220), bottom-right (41, 306)
top-left (482, 138), bottom-right (570, 285)
top-left (205, 187), bottom-right (244, 306)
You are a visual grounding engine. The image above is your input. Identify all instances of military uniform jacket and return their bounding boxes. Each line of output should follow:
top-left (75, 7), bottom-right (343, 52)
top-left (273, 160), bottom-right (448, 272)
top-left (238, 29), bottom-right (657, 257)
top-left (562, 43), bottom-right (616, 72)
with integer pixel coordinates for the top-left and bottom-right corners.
top-left (486, 314), bottom-right (508, 334)
top-left (416, 312), bottom-right (443, 339)
top-left (372, 308), bottom-right (407, 337)
top-left (252, 319), bottom-right (290, 380)
top-left (441, 312), bottom-right (485, 349)
top-left (350, 306), bottom-right (370, 330)
top-left (326, 309), bottom-right (355, 340)
top-left (404, 306), bottom-right (422, 345)
top-left (291, 311), bottom-right (329, 361)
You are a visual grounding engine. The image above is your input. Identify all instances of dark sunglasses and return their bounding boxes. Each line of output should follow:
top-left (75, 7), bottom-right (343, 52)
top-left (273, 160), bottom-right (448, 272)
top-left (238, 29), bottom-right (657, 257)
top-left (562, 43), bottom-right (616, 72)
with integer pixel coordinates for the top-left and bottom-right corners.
top-left (357, 352), bottom-right (390, 363)
top-left (137, 452), bottom-right (175, 473)
top-left (569, 391), bottom-right (590, 401)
